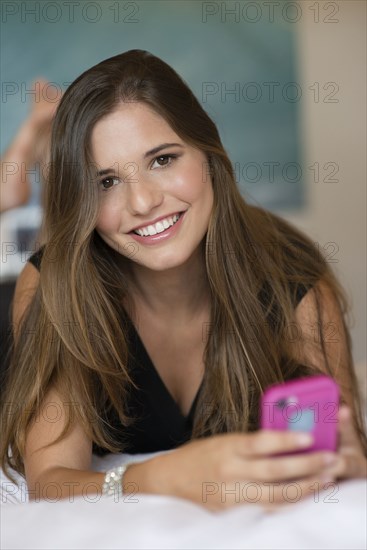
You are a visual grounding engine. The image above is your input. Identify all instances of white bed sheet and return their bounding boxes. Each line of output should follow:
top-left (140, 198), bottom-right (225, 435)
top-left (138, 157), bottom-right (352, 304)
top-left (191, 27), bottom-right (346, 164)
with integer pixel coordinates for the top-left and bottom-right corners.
top-left (1, 451), bottom-right (366, 550)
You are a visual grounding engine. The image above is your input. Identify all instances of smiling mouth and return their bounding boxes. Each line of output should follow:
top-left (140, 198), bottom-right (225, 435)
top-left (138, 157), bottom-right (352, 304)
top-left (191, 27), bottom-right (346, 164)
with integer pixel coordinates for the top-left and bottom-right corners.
top-left (132, 212), bottom-right (183, 237)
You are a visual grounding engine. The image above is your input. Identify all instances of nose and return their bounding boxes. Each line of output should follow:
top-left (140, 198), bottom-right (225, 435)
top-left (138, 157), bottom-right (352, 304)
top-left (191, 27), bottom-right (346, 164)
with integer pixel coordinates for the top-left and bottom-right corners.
top-left (125, 174), bottom-right (164, 216)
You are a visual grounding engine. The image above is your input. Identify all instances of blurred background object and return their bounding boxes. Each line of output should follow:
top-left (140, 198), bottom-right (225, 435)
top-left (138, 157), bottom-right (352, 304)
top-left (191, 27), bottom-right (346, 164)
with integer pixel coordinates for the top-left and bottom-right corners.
top-left (1, 78), bottom-right (58, 270)
top-left (0, 78), bottom-right (61, 375)
top-left (0, 1), bottom-right (365, 399)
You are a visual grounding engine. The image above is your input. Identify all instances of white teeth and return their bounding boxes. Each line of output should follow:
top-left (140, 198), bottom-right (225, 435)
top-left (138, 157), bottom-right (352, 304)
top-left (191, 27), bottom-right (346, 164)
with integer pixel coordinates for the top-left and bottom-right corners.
top-left (147, 224), bottom-right (157, 235)
top-left (134, 213), bottom-right (181, 237)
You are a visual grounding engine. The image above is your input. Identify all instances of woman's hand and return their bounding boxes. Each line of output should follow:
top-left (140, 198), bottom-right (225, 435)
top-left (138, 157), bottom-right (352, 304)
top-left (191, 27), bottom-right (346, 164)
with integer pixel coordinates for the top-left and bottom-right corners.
top-left (145, 430), bottom-right (340, 512)
top-left (320, 404), bottom-right (367, 481)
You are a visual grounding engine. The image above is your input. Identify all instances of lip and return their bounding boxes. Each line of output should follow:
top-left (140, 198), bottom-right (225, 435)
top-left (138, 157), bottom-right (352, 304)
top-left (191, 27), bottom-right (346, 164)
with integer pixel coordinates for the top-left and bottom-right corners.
top-left (128, 210), bottom-right (186, 245)
top-left (129, 211), bottom-right (184, 233)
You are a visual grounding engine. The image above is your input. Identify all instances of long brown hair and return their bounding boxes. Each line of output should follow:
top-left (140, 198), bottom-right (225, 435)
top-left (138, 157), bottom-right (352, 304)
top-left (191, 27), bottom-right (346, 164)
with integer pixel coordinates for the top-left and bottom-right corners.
top-left (2, 49), bottom-right (366, 483)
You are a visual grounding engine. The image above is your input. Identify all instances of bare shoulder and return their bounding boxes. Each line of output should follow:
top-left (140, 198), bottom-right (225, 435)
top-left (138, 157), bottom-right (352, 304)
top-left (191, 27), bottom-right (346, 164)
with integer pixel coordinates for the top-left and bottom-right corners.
top-left (12, 261), bottom-right (40, 337)
top-left (293, 278), bottom-right (344, 327)
top-left (291, 278), bottom-right (354, 408)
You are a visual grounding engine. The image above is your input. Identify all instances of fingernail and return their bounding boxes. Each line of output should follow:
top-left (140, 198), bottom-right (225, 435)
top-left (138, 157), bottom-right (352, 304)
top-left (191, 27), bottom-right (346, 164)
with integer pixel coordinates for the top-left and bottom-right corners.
top-left (296, 434), bottom-right (313, 446)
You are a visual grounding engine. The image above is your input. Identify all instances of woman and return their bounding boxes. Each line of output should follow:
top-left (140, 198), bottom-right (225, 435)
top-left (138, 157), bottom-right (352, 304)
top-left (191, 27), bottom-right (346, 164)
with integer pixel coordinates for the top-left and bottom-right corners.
top-left (1, 49), bottom-right (366, 511)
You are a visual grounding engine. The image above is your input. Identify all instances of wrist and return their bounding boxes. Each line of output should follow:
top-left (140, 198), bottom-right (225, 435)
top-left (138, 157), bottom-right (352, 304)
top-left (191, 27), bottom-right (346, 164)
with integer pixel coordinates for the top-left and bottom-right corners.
top-left (121, 459), bottom-right (156, 495)
top-left (122, 455), bottom-right (172, 497)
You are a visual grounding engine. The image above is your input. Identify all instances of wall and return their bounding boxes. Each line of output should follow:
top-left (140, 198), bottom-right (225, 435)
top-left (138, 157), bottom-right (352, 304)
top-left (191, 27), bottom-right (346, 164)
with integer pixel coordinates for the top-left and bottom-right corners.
top-left (279, 2), bottom-right (366, 383)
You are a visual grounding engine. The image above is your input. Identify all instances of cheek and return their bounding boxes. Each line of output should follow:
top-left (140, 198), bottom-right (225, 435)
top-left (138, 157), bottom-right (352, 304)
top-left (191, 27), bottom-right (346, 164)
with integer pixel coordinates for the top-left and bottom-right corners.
top-left (96, 201), bottom-right (122, 234)
top-left (174, 160), bottom-right (211, 202)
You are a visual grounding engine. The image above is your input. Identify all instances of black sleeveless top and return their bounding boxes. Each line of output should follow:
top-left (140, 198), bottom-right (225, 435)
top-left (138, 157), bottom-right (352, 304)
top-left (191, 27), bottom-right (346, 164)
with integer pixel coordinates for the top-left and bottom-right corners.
top-left (27, 247), bottom-right (310, 455)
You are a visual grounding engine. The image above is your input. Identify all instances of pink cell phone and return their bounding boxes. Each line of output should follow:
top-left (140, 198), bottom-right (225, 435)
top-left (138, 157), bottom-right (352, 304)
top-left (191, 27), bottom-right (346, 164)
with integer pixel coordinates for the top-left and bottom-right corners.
top-left (260, 375), bottom-right (340, 454)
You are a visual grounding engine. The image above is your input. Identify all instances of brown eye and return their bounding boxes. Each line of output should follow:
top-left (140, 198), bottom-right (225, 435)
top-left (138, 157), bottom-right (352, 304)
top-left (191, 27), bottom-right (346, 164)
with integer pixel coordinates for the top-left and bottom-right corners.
top-left (156, 156), bottom-right (170, 166)
top-left (100, 177), bottom-right (119, 191)
top-left (151, 154), bottom-right (177, 169)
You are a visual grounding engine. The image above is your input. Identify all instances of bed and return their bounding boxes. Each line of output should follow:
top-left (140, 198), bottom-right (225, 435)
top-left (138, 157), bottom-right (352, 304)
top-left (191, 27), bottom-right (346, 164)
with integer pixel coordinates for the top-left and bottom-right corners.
top-left (1, 449), bottom-right (366, 549)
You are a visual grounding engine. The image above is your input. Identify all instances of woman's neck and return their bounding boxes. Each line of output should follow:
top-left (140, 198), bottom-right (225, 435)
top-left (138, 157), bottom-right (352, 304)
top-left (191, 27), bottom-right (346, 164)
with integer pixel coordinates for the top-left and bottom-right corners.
top-left (126, 244), bottom-right (210, 323)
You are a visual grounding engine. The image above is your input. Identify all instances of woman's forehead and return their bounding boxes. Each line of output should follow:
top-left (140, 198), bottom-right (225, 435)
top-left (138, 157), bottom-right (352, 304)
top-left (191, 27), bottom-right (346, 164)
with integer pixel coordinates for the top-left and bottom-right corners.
top-left (93, 102), bottom-right (167, 134)
top-left (90, 103), bottom-right (181, 164)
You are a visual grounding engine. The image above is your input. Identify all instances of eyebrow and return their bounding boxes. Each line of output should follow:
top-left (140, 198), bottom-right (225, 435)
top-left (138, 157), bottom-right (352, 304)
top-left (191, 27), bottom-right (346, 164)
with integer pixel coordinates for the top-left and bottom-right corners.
top-left (144, 142), bottom-right (183, 159)
top-left (96, 143), bottom-right (184, 176)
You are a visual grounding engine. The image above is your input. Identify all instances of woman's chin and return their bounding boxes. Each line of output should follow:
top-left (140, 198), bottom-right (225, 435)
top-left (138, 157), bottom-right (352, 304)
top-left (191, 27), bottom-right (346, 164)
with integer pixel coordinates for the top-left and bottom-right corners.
top-left (131, 251), bottom-right (193, 271)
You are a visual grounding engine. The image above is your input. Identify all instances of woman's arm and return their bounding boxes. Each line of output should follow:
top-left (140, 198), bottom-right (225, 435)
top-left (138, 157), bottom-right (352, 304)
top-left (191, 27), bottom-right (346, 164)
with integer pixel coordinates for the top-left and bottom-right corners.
top-left (23, 386), bottom-right (154, 501)
top-left (24, 386), bottom-right (95, 500)
top-left (12, 262), bottom-right (160, 501)
top-left (289, 279), bottom-right (367, 478)
top-left (11, 262), bottom-right (152, 500)
top-left (290, 279), bottom-right (354, 407)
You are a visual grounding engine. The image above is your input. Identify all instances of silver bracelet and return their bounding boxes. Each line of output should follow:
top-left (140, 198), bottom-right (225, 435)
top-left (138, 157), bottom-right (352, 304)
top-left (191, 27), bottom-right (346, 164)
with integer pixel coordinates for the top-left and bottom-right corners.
top-left (102, 464), bottom-right (131, 499)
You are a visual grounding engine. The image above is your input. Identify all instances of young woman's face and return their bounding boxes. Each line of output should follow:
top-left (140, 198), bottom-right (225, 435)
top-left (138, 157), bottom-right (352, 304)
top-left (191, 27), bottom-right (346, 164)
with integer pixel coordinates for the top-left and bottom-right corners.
top-left (91, 102), bottom-right (214, 271)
